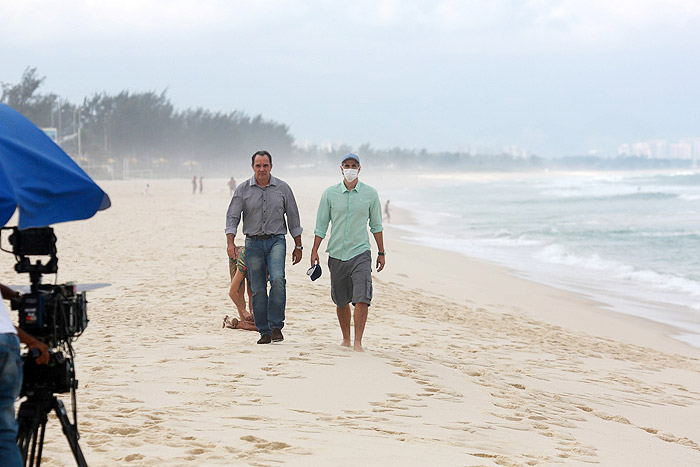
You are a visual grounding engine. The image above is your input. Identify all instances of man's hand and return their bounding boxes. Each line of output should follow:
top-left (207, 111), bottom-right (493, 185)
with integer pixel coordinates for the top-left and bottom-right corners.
top-left (292, 247), bottom-right (302, 265)
top-left (16, 328), bottom-right (50, 364)
top-left (28, 341), bottom-right (50, 365)
top-left (227, 243), bottom-right (238, 259)
top-left (310, 249), bottom-right (320, 267)
top-left (376, 255), bottom-right (385, 272)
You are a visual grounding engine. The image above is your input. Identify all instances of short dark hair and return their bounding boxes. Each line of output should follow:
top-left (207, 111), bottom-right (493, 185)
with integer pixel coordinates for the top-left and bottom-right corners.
top-left (252, 150), bottom-right (272, 165)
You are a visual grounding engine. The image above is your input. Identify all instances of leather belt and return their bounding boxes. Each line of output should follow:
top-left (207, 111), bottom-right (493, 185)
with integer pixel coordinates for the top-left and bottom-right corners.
top-left (246, 234), bottom-right (275, 240)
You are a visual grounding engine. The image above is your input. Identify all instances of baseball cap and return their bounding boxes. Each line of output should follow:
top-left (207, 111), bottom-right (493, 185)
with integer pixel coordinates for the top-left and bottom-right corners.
top-left (307, 263), bottom-right (322, 281)
top-left (341, 153), bottom-right (360, 165)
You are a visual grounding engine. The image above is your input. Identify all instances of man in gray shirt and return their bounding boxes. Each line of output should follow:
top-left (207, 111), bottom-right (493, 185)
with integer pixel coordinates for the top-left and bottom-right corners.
top-left (226, 150), bottom-right (303, 344)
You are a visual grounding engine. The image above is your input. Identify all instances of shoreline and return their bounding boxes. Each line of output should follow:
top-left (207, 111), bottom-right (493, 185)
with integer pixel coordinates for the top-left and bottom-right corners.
top-left (1, 176), bottom-right (699, 465)
top-left (372, 172), bottom-right (700, 354)
top-left (384, 221), bottom-right (700, 358)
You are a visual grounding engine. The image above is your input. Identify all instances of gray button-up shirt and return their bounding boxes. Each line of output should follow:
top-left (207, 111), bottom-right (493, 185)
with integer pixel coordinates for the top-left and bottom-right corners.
top-left (225, 175), bottom-right (303, 238)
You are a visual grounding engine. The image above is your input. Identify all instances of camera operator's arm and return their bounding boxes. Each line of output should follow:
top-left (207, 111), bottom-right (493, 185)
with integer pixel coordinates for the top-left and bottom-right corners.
top-left (0, 283), bottom-right (19, 300)
top-left (16, 328), bottom-right (50, 364)
top-left (1, 283), bottom-right (50, 364)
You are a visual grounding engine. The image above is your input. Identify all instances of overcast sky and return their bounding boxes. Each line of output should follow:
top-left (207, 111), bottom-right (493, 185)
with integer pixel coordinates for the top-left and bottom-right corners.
top-left (1, 1), bottom-right (699, 157)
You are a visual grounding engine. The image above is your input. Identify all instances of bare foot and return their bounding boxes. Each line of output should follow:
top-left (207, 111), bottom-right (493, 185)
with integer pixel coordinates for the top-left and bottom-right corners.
top-left (353, 342), bottom-right (363, 352)
top-left (224, 317), bottom-right (239, 329)
top-left (341, 339), bottom-right (351, 347)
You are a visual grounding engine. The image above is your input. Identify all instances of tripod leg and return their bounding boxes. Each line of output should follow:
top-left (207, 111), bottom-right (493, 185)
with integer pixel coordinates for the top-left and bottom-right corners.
top-left (16, 420), bottom-right (37, 466)
top-left (35, 422), bottom-right (47, 466)
top-left (52, 398), bottom-right (87, 467)
top-left (16, 418), bottom-right (33, 463)
top-left (16, 400), bottom-right (48, 467)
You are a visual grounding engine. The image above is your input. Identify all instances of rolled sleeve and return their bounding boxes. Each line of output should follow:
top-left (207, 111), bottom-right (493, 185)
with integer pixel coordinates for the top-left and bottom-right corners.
top-left (369, 193), bottom-right (383, 234)
top-left (284, 185), bottom-right (304, 238)
top-left (314, 190), bottom-right (331, 238)
top-left (225, 193), bottom-right (243, 235)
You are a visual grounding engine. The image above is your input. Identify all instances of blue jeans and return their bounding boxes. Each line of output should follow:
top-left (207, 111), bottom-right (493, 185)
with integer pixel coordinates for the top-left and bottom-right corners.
top-left (0, 333), bottom-right (22, 467)
top-left (245, 235), bottom-right (287, 337)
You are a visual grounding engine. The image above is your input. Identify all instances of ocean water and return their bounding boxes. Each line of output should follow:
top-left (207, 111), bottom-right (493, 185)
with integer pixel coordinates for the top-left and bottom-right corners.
top-left (386, 171), bottom-right (700, 347)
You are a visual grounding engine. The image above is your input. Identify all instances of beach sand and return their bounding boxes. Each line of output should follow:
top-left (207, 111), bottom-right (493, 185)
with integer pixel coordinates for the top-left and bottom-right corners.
top-left (2, 175), bottom-right (700, 466)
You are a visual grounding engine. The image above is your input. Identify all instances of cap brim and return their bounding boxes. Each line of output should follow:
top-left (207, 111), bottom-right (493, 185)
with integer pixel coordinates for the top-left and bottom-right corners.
top-left (341, 154), bottom-right (360, 165)
top-left (309, 264), bottom-right (322, 281)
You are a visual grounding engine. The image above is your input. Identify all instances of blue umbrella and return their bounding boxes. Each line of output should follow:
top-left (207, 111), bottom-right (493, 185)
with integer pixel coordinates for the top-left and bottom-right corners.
top-left (0, 103), bottom-right (110, 228)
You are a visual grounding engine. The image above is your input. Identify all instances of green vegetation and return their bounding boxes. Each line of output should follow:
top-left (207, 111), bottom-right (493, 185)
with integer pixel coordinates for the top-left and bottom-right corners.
top-left (2, 68), bottom-right (695, 177)
top-left (2, 68), bottom-right (293, 177)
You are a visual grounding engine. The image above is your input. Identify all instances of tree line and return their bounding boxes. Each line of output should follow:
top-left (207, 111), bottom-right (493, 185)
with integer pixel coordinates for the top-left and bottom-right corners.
top-left (1, 68), bottom-right (293, 177)
top-left (2, 67), bottom-right (696, 177)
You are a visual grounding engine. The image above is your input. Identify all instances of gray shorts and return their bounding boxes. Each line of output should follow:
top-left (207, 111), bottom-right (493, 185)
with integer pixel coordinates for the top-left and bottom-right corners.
top-left (328, 250), bottom-right (373, 308)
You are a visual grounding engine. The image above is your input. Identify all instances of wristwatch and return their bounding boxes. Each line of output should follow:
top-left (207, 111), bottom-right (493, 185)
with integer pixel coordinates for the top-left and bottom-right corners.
top-left (377, 251), bottom-right (386, 256)
top-left (295, 246), bottom-right (304, 250)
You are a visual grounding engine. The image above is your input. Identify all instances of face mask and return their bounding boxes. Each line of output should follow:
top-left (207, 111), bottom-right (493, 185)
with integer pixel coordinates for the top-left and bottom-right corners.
top-left (343, 168), bottom-right (359, 183)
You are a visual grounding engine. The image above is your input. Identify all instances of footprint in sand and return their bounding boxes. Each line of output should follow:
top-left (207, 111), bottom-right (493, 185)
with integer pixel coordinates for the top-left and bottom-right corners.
top-left (240, 435), bottom-right (292, 451)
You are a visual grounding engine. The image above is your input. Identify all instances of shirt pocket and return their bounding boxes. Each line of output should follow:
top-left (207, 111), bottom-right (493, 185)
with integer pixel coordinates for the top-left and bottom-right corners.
top-left (268, 190), bottom-right (286, 218)
top-left (355, 195), bottom-right (374, 218)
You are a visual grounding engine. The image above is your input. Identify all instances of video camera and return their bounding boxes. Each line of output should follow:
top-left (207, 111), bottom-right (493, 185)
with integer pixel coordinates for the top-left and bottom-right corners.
top-left (1, 226), bottom-right (88, 398)
top-left (11, 283), bottom-right (87, 346)
top-left (3, 226), bottom-right (88, 349)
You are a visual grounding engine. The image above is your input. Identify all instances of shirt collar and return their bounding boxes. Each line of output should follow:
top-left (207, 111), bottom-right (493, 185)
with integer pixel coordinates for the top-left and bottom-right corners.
top-left (340, 180), bottom-right (362, 193)
top-left (249, 175), bottom-right (278, 188)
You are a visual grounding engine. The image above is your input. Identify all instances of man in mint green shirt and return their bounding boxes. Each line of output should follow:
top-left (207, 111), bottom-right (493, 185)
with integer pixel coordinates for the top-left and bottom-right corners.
top-left (310, 153), bottom-right (386, 351)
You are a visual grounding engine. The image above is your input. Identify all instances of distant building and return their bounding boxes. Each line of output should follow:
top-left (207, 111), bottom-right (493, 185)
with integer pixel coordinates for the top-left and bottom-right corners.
top-left (681, 138), bottom-right (700, 164)
top-left (670, 142), bottom-right (692, 160)
top-left (618, 138), bottom-right (700, 160)
top-left (502, 145), bottom-right (529, 159)
top-left (648, 140), bottom-right (669, 159)
top-left (618, 143), bottom-right (632, 157)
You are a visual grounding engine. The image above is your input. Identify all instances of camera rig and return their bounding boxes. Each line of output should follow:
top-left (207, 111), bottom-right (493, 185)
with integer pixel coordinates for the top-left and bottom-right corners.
top-left (1, 226), bottom-right (89, 466)
top-left (10, 227), bottom-right (87, 347)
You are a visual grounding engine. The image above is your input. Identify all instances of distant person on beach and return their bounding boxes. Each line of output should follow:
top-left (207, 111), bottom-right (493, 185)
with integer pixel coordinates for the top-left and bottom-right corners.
top-left (227, 177), bottom-right (237, 196)
top-left (384, 200), bottom-right (391, 223)
top-left (199, 176), bottom-right (203, 194)
top-left (1, 283), bottom-right (49, 465)
top-left (311, 153), bottom-right (385, 351)
top-left (223, 246), bottom-right (258, 331)
top-left (192, 176), bottom-right (197, 194)
top-left (225, 150), bottom-right (303, 344)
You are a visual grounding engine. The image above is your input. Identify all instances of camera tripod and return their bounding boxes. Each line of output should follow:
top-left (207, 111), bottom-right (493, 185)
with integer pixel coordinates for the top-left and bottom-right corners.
top-left (16, 388), bottom-right (87, 467)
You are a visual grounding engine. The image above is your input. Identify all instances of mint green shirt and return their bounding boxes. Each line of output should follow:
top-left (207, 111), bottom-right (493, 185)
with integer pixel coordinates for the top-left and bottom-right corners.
top-left (314, 181), bottom-right (383, 261)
